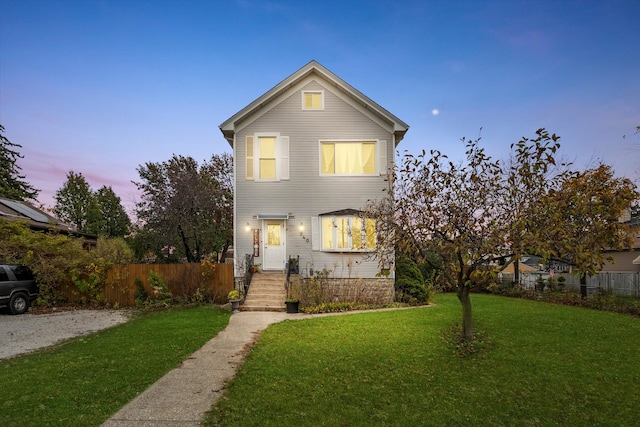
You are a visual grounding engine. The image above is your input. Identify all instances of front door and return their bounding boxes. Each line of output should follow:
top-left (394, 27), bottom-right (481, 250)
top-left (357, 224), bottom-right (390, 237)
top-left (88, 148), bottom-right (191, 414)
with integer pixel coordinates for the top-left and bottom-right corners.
top-left (263, 220), bottom-right (286, 270)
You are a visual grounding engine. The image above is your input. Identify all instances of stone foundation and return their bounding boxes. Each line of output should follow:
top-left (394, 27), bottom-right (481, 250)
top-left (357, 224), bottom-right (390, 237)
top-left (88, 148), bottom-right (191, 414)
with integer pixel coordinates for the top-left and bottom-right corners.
top-left (289, 274), bottom-right (394, 305)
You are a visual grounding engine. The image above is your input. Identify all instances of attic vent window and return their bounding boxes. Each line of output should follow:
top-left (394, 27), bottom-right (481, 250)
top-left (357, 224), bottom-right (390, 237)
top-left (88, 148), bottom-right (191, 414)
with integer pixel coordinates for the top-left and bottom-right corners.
top-left (302, 90), bottom-right (324, 110)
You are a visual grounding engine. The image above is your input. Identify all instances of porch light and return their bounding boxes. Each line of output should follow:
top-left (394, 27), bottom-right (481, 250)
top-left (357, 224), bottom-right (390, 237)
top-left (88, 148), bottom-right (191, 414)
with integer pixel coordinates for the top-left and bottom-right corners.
top-left (245, 222), bottom-right (251, 232)
top-left (299, 222), bottom-right (304, 233)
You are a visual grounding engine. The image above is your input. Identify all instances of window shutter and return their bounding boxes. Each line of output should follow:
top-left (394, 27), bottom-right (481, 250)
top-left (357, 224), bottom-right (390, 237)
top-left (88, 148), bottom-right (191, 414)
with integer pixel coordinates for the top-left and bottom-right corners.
top-left (311, 216), bottom-right (319, 251)
top-left (280, 136), bottom-right (290, 180)
top-left (378, 140), bottom-right (387, 175)
top-left (245, 136), bottom-right (254, 180)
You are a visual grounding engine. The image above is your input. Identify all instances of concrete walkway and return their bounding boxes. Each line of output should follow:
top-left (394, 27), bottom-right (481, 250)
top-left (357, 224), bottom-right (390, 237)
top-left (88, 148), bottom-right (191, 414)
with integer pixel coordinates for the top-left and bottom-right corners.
top-left (102, 306), bottom-right (423, 426)
top-left (102, 311), bottom-right (304, 427)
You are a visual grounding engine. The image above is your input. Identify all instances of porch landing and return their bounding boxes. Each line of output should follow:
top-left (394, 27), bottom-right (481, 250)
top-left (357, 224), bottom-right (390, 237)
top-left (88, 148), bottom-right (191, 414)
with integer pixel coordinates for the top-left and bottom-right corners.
top-left (241, 272), bottom-right (287, 312)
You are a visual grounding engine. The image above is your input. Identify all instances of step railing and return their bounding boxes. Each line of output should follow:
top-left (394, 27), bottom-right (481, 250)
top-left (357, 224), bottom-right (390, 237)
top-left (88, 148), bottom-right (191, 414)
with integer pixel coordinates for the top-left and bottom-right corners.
top-left (235, 254), bottom-right (254, 301)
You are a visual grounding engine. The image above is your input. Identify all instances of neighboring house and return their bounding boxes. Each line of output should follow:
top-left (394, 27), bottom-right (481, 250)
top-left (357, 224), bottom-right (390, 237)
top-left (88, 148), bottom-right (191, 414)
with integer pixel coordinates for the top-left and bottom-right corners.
top-left (219, 60), bottom-right (409, 301)
top-left (501, 255), bottom-right (553, 273)
top-left (0, 197), bottom-right (97, 247)
top-left (601, 217), bottom-right (640, 273)
top-left (520, 255), bottom-right (543, 271)
top-left (501, 261), bottom-right (537, 275)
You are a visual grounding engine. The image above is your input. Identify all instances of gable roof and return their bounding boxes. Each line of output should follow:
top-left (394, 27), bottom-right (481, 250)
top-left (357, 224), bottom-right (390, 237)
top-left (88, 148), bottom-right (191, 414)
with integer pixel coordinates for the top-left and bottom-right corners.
top-left (501, 261), bottom-right (537, 274)
top-left (219, 60), bottom-right (409, 147)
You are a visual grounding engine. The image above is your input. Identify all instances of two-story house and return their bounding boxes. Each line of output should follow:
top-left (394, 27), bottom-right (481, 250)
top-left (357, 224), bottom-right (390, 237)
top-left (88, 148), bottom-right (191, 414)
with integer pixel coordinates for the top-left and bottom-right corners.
top-left (219, 60), bottom-right (408, 302)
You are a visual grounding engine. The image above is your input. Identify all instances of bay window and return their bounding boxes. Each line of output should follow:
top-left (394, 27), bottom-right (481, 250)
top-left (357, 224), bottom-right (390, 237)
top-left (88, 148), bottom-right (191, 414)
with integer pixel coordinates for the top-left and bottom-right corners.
top-left (321, 215), bottom-right (376, 251)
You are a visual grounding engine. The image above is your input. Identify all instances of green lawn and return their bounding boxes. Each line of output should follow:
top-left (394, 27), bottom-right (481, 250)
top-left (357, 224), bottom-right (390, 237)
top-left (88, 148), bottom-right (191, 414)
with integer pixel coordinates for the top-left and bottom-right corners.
top-left (206, 294), bottom-right (640, 426)
top-left (0, 305), bottom-right (230, 427)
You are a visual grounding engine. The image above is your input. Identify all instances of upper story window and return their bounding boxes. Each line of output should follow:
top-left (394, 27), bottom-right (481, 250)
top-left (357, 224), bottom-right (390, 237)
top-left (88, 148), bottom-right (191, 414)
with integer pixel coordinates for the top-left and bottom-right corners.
top-left (321, 215), bottom-right (376, 251)
top-left (245, 134), bottom-right (289, 181)
top-left (258, 136), bottom-right (276, 180)
top-left (302, 90), bottom-right (324, 110)
top-left (320, 141), bottom-right (377, 175)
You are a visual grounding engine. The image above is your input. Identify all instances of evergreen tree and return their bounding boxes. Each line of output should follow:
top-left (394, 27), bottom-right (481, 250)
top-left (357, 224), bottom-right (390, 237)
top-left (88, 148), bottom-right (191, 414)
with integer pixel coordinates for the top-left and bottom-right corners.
top-left (0, 124), bottom-right (39, 201)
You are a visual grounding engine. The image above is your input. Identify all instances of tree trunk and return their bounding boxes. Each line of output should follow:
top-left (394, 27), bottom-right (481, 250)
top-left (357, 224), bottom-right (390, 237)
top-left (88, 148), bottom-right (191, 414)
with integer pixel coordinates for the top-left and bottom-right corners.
top-left (219, 243), bottom-right (230, 263)
top-left (456, 285), bottom-right (474, 340)
top-left (194, 233), bottom-right (201, 262)
top-left (513, 258), bottom-right (520, 285)
top-left (177, 225), bottom-right (193, 262)
top-left (580, 273), bottom-right (587, 300)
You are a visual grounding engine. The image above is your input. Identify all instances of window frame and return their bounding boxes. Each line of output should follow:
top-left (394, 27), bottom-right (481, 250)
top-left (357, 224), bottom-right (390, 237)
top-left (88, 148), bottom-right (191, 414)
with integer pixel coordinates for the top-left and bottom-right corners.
top-left (319, 139), bottom-right (380, 176)
top-left (246, 133), bottom-right (289, 182)
top-left (319, 215), bottom-right (376, 252)
top-left (257, 134), bottom-right (277, 181)
top-left (302, 90), bottom-right (324, 110)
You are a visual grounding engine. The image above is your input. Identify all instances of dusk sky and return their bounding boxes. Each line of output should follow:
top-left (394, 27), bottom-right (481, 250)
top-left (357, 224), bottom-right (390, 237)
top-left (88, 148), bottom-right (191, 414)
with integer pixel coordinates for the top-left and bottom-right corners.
top-left (1, 0), bottom-right (638, 215)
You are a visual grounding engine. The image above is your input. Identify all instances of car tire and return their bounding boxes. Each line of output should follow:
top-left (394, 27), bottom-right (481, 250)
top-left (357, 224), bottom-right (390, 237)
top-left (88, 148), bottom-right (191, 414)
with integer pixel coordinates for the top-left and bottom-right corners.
top-left (9, 293), bottom-right (29, 315)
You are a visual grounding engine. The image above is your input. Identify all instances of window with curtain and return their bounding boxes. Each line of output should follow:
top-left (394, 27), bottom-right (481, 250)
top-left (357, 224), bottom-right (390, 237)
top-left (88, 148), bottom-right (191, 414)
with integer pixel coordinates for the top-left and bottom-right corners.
top-left (321, 141), bottom-right (376, 175)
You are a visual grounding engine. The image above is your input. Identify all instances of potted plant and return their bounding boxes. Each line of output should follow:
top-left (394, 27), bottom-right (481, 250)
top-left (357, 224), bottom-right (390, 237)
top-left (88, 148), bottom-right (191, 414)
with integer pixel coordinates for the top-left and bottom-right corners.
top-left (228, 289), bottom-right (243, 314)
top-left (285, 298), bottom-right (299, 313)
top-left (252, 263), bottom-right (261, 273)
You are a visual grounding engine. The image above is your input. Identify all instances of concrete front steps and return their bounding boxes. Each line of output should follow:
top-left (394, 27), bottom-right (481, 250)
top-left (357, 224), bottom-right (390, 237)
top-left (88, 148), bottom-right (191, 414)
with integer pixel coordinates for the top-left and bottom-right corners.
top-left (241, 272), bottom-right (287, 312)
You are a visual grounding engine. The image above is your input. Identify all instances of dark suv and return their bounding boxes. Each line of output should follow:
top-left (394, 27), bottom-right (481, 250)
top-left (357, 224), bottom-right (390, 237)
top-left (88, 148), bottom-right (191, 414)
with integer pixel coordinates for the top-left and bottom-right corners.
top-left (0, 264), bottom-right (39, 314)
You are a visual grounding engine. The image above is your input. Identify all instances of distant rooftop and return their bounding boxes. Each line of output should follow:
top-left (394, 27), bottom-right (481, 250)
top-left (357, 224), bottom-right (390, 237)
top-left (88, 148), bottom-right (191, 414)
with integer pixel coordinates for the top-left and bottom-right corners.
top-left (0, 197), bottom-right (97, 243)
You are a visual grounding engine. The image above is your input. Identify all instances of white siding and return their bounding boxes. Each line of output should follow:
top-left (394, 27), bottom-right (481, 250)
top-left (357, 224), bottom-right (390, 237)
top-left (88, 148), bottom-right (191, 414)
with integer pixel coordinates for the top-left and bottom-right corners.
top-left (235, 80), bottom-right (395, 279)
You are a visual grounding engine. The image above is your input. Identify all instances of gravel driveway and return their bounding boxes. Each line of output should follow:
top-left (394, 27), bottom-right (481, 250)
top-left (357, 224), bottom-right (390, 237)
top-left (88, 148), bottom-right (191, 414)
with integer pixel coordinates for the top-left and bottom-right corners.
top-left (0, 309), bottom-right (131, 360)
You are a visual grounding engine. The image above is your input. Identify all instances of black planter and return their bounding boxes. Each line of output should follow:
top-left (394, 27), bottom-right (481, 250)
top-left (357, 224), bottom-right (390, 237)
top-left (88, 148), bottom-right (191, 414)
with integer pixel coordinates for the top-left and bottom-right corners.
top-left (286, 300), bottom-right (299, 313)
top-left (230, 299), bottom-right (241, 314)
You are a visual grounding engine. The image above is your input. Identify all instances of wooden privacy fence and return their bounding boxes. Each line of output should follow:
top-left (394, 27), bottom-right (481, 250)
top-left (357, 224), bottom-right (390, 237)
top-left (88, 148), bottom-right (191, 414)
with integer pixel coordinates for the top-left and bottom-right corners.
top-left (102, 263), bottom-right (234, 307)
top-left (52, 263), bottom-right (233, 307)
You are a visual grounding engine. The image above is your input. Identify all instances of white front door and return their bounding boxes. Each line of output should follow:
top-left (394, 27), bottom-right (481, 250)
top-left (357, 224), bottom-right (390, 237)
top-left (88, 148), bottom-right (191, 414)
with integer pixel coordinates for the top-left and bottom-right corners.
top-left (263, 220), bottom-right (286, 270)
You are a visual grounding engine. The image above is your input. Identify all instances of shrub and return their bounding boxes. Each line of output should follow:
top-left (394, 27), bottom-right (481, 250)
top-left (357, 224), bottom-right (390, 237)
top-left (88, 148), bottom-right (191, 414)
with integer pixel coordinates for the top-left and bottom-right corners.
top-left (301, 301), bottom-right (404, 314)
top-left (70, 260), bottom-right (106, 304)
top-left (94, 237), bottom-right (134, 264)
top-left (557, 275), bottom-right (566, 290)
top-left (495, 286), bottom-right (640, 316)
top-left (1, 219), bottom-right (88, 305)
top-left (297, 269), bottom-right (333, 307)
top-left (149, 270), bottom-right (172, 305)
top-left (546, 277), bottom-right (559, 292)
top-left (417, 258), bottom-right (438, 286)
top-left (0, 221), bottom-right (140, 306)
top-left (395, 256), bottom-right (429, 304)
top-left (485, 282), bottom-right (501, 294)
top-left (303, 302), bottom-right (354, 314)
top-left (134, 278), bottom-right (149, 306)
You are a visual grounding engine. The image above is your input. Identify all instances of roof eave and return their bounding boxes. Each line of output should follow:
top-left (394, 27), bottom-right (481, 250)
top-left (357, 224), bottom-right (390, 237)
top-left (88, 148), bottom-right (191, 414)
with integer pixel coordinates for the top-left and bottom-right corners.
top-left (395, 128), bottom-right (408, 145)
